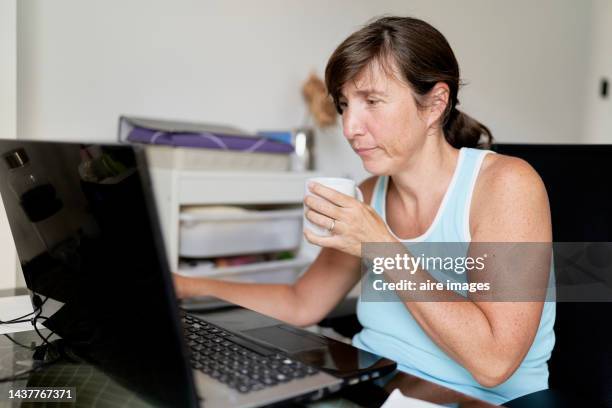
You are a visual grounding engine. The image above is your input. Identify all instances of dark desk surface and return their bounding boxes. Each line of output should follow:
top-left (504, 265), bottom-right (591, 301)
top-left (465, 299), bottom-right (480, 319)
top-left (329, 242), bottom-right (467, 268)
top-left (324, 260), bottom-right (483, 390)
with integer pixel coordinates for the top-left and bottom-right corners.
top-left (0, 330), bottom-right (151, 407)
top-left (0, 330), bottom-right (497, 408)
top-left (0, 329), bottom-right (584, 408)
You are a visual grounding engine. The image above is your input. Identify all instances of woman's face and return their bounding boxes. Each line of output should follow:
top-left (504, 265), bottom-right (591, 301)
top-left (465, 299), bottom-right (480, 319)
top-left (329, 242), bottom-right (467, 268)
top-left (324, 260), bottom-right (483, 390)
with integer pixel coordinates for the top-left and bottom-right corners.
top-left (339, 60), bottom-right (432, 175)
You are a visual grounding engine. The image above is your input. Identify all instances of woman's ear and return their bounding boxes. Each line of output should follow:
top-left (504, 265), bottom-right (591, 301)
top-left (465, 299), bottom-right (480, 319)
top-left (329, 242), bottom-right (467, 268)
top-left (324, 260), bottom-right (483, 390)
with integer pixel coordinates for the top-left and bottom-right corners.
top-left (426, 82), bottom-right (450, 128)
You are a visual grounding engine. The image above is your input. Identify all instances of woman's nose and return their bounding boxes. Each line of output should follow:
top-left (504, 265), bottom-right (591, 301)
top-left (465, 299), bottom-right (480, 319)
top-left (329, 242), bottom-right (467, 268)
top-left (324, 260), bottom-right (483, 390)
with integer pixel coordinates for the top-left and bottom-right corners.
top-left (342, 108), bottom-right (366, 140)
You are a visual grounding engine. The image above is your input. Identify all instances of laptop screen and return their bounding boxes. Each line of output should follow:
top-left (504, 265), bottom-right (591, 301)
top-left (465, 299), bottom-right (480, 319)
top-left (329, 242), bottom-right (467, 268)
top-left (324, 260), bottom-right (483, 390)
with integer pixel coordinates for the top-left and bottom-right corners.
top-left (0, 140), bottom-right (198, 407)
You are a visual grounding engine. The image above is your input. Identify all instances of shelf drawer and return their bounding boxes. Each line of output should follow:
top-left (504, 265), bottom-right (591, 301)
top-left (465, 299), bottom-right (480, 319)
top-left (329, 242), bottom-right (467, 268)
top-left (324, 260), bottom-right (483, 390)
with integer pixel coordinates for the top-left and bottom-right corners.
top-left (179, 207), bottom-right (303, 258)
top-left (175, 171), bottom-right (318, 205)
top-left (177, 257), bottom-right (311, 284)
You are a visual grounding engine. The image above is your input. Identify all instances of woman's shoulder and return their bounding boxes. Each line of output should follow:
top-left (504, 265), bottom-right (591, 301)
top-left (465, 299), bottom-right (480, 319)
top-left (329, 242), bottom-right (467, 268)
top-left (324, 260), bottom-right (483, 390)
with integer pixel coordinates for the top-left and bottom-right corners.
top-left (471, 152), bottom-right (550, 236)
top-left (478, 152), bottom-right (545, 193)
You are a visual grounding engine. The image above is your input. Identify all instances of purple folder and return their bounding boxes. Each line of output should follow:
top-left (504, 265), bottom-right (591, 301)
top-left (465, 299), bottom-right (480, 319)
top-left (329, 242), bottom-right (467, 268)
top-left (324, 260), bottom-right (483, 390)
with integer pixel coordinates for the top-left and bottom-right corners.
top-left (119, 116), bottom-right (294, 154)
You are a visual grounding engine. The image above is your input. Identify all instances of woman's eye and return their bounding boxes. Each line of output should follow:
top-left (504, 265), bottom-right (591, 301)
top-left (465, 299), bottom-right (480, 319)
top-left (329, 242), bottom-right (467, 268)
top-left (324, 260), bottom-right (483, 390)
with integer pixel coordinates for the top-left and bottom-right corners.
top-left (367, 99), bottom-right (380, 105)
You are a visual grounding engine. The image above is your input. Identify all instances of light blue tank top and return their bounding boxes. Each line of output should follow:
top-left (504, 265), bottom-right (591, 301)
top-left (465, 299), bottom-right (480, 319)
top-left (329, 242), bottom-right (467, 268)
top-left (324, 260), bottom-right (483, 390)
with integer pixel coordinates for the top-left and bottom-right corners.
top-left (353, 147), bottom-right (556, 405)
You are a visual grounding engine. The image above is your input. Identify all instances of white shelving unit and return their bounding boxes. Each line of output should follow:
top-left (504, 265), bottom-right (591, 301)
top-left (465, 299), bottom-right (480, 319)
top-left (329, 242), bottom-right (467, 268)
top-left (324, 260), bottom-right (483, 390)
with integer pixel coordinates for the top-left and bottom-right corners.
top-left (145, 150), bottom-right (361, 312)
top-left (147, 162), bottom-right (319, 272)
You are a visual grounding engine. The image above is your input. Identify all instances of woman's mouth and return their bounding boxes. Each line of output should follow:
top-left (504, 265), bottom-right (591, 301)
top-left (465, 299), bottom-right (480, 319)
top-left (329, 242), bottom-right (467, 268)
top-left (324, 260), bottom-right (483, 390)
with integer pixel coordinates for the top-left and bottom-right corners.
top-left (355, 146), bottom-right (379, 156)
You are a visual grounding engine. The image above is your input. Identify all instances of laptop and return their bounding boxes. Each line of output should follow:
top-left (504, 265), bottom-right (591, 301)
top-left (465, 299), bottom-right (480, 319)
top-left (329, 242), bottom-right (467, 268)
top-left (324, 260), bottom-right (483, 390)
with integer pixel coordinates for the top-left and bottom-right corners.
top-left (0, 140), bottom-right (396, 407)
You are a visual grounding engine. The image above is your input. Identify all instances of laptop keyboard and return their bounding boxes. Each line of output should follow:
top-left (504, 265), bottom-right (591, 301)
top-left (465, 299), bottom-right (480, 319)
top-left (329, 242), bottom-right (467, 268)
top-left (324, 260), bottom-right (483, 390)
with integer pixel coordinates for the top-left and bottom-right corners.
top-left (182, 314), bottom-right (319, 394)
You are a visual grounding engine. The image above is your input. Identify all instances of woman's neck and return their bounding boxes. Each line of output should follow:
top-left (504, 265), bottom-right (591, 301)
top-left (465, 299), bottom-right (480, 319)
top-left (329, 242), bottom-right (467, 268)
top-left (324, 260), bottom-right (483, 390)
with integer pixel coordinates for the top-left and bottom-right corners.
top-left (390, 136), bottom-right (460, 207)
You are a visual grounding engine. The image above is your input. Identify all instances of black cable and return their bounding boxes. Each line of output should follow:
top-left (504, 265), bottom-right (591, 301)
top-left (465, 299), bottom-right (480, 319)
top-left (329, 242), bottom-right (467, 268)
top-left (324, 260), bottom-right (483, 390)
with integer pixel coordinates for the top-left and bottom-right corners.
top-left (0, 295), bottom-right (54, 347)
top-left (32, 316), bottom-right (55, 350)
top-left (32, 316), bottom-right (54, 343)
top-left (0, 314), bottom-right (35, 324)
top-left (0, 296), bottom-right (63, 383)
top-left (0, 296), bottom-right (49, 324)
top-left (0, 318), bottom-right (34, 325)
top-left (31, 305), bottom-right (56, 350)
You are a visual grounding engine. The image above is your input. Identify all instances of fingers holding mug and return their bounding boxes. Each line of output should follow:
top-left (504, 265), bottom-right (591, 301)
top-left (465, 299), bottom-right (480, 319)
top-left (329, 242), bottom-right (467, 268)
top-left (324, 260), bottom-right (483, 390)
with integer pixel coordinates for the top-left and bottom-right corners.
top-left (305, 209), bottom-right (339, 235)
top-left (303, 177), bottom-right (359, 241)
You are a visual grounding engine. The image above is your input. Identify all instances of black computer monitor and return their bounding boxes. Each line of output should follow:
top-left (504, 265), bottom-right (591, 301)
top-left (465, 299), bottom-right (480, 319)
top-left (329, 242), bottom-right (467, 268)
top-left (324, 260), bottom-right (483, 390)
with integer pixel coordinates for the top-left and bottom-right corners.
top-left (493, 143), bottom-right (612, 404)
top-left (0, 140), bottom-right (198, 407)
top-left (493, 144), bottom-right (612, 242)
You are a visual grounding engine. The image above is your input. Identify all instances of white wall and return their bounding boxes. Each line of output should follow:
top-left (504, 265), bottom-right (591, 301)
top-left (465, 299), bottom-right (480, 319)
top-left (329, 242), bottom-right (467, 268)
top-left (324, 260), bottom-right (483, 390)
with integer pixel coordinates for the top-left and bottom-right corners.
top-left (421, 0), bottom-right (592, 146)
top-left (17, 0), bottom-right (593, 182)
top-left (0, 0), bottom-right (17, 290)
top-left (582, 0), bottom-right (612, 143)
top-left (8, 0), bottom-right (605, 284)
top-left (2, 0), bottom-right (601, 291)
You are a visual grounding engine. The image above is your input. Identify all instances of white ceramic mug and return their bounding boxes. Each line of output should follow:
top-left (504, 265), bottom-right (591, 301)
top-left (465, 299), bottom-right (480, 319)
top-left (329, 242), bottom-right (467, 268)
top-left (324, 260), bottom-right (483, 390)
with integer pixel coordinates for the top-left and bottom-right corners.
top-left (303, 177), bottom-right (364, 237)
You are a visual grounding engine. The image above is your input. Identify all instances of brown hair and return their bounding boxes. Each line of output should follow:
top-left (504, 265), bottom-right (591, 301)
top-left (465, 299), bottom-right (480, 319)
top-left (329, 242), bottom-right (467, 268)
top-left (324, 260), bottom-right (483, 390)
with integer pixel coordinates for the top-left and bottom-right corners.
top-left (325, 16), bottom-right (493, 149)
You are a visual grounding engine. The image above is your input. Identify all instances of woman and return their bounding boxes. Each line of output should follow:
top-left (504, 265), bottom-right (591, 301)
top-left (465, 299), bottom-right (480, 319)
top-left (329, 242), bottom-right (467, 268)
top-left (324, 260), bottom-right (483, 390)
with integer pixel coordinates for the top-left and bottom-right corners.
top-left (175, 16), bottom-right (555, 404)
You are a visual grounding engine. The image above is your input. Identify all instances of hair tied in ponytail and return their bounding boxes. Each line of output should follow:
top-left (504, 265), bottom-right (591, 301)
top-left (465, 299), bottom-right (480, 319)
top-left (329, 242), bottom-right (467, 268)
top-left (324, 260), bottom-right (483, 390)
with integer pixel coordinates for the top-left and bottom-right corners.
top-left (444, 108), bottom-right (492, 149)
top-left (325, 16), bottom-right (494, 149)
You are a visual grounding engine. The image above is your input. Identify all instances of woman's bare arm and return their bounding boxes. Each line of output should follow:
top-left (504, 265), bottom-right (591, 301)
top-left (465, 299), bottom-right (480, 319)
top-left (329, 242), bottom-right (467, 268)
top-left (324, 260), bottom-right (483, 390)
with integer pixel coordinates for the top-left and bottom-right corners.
top-left (174, 246), bottom-right (361, 326)
top-left (399, 155), bottom-right (551, 387)
top-left (173, 177), bottom-right (378, 327)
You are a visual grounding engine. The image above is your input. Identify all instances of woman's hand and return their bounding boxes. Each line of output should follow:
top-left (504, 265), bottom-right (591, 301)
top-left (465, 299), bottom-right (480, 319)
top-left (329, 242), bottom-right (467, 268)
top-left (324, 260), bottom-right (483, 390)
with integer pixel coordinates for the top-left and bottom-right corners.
top-left (173, 273), bottom-right (202, 299)
top-left (303, 181), bottom-right (396, 257)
